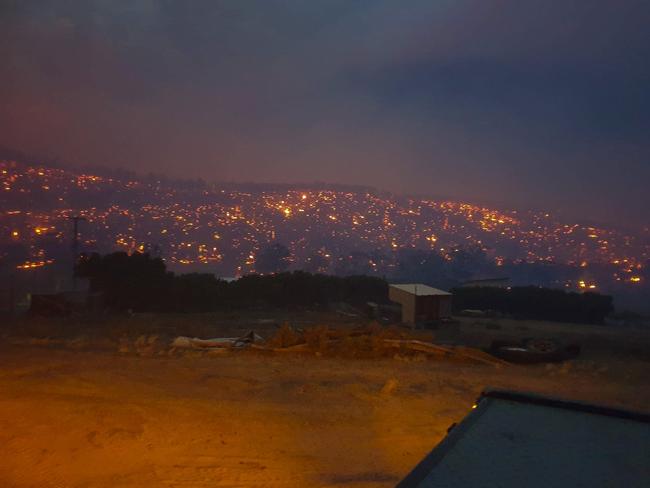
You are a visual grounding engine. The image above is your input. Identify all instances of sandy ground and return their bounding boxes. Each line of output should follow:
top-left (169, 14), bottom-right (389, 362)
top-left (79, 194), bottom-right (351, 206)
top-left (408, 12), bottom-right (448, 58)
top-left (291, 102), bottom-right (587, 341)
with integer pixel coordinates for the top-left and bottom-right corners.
top-left (1, 319), bottom-right (649, 487)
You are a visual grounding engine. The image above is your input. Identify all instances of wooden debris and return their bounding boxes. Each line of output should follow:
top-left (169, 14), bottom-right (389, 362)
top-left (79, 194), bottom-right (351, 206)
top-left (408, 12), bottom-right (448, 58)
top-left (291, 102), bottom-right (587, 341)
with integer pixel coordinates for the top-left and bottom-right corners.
top-left (251, 342), bottom-right (311, 353)
top-left (382, 339), bottom-right (454, 356)
top-left (172, 324), bottom-right (507, 365)
top-left (170, 330), bottom-right (264, 350)
top-left (252, 335), bottom-right (508, 366)
top-left (385, 339), bottom-right (508, 366)
top-left (448, 345), bottom-right (509, 366)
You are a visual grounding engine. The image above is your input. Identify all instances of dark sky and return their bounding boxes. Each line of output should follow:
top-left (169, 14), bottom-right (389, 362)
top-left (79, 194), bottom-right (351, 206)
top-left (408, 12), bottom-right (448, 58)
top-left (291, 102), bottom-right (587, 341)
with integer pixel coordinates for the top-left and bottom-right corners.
top-left (1, 1), bottom-right (649, 227)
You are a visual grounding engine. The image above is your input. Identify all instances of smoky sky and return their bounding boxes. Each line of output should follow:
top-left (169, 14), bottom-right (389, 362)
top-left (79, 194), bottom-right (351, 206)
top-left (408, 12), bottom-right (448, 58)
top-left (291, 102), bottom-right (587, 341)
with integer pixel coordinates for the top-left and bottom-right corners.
top-left (1, 1), bottom-right (649, 227)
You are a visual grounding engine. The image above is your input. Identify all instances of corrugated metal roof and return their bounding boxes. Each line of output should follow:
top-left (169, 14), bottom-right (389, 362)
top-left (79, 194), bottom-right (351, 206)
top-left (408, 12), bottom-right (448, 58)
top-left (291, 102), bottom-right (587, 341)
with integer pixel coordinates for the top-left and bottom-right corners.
top-left (389, 284), bottom-right (452, 296)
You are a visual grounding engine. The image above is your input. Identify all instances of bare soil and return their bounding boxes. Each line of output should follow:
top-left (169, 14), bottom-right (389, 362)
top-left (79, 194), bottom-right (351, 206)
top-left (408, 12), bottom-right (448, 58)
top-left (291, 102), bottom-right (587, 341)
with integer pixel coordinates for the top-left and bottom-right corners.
top-left (1, 316), bottom-right (649, 487)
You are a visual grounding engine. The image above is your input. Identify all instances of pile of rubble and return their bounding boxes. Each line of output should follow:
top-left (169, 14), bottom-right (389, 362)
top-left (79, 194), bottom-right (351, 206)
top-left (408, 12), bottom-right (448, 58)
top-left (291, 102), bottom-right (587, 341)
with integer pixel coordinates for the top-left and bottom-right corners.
top-left (170, 324), bottom-right (509, 366)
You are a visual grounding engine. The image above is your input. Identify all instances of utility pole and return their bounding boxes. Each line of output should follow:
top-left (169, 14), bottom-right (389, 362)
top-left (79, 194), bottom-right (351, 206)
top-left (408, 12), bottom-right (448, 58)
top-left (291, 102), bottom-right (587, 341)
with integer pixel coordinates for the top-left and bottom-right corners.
top-left (69, 216), bottom-right (87, 290)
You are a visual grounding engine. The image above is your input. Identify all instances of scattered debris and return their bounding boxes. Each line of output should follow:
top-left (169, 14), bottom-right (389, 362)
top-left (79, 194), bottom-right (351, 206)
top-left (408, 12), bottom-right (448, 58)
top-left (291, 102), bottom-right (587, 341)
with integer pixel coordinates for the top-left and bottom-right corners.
top-left (250, 325), bottom-right (508, 366)
top-left (268, 323), bottom-right (302, 348)
top-left (170, 330), bottom-right (264, 351)
top-left (488, 338), bottom-right (580, 364)
top-left (251, 342), bottom-right (311, 353)
top-left (382, 339), bottom-right (508, 366)
top-left (117, 337), bottom-right (131, 354)
top-left (135, 335), bottom-right (160, 357)
top-left (380, 378), bottom-right (399, 396)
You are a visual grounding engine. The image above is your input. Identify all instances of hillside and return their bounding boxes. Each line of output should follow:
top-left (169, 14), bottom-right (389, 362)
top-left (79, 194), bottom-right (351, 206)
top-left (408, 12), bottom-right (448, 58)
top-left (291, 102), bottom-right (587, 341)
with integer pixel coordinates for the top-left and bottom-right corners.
top-left (1, 159), bottom-right (648, 309)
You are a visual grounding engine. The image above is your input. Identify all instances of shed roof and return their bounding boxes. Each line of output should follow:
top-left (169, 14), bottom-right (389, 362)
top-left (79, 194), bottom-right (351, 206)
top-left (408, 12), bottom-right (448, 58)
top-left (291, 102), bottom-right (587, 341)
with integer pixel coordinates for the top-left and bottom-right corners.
top-left (389, 284), bottom-right (452, 296)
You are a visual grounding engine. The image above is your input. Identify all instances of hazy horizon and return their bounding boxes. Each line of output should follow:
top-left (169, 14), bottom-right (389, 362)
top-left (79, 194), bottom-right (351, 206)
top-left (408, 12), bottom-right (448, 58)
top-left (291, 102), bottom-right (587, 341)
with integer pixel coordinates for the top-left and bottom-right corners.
top-left (1, 147), bottom-right (645, 233)
top-left (2, 1), bottom-right (649, 227)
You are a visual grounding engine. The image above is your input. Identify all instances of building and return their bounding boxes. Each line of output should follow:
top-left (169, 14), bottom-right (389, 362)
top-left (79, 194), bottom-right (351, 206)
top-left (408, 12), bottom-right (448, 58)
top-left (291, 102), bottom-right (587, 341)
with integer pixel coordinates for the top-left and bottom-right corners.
top-left (388, 283), bottom-right (452, 324)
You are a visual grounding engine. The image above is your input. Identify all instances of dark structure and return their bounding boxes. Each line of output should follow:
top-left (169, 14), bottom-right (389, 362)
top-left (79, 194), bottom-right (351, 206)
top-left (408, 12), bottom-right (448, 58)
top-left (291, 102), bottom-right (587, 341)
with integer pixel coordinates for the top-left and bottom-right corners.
top-left (451, 286), bottom-right (613, 324)
top-left (398, 390), bottom-right (650, 487)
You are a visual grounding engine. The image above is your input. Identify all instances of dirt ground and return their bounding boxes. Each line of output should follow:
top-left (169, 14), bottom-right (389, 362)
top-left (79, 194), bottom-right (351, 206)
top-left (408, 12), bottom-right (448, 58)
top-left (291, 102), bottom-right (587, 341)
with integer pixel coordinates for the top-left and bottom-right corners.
top-left (1, 316), bottom-right (649, 487)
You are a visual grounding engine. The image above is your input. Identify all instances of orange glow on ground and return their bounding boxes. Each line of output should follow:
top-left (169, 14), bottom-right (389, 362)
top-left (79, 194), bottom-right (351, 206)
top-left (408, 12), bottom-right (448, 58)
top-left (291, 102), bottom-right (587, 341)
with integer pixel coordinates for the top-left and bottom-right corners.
top-left (1, 317), bottom-right (649, 487)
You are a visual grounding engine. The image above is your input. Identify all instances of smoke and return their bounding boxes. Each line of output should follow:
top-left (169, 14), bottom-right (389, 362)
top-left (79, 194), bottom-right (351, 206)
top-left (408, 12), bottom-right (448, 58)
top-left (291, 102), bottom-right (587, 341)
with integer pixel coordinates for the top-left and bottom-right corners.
top-left (1, 0), bottom-right (648, 226)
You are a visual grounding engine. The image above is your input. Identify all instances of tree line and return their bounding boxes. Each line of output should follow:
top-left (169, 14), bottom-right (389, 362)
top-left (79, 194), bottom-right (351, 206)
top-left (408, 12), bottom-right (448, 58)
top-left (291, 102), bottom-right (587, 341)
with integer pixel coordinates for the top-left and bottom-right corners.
top-left (75, 252), bottom-right (614, 323)
top-left (75, 252), bottom-right (388, 313)
top-left (451, 286), bottom-right (613, 324)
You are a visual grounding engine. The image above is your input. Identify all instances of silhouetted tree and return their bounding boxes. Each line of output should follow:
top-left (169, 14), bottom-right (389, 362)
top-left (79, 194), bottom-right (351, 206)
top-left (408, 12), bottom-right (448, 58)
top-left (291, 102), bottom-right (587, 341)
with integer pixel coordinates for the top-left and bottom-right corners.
top-left (451, 286), bottom-right (613, 324)
top-left (75, 252), bottom-right (172, 312)
top-left (74, 252), bottom-right (389, 313)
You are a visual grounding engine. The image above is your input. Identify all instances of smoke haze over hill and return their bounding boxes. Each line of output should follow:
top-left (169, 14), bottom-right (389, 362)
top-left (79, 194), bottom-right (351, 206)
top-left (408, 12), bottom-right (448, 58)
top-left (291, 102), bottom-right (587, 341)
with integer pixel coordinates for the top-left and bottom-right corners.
top-left (2, 159), bottom-right (648, 311)
top-left (1, 1), bottom-right (649, 226)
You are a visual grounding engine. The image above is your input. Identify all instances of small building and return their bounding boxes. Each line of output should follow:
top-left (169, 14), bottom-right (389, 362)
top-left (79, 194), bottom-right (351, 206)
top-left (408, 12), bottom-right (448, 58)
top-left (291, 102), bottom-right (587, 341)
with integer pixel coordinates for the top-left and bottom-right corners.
top-left (389, 284), bottom-right (452, 324)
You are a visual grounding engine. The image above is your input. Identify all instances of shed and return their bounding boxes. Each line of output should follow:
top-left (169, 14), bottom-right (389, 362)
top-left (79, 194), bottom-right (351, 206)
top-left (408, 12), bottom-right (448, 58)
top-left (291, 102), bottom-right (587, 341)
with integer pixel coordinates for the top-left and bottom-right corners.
top-left (388, 284), bottom-right (452, 324)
